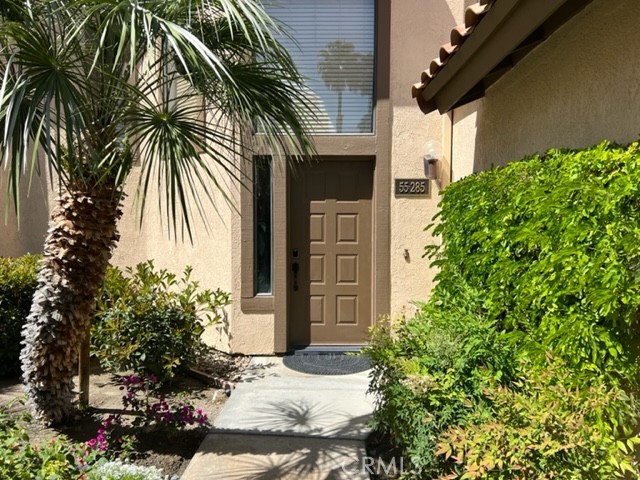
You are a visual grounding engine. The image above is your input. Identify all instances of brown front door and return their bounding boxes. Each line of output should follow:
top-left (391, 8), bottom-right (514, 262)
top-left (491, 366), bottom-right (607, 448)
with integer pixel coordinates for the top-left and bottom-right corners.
top-left (289, 160), bottom-right (373, 346)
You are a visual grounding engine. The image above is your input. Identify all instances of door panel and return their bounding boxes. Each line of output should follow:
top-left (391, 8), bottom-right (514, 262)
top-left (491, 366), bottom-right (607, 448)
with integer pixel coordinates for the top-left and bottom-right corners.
top-left (290, 160), bottom-right (373, 346)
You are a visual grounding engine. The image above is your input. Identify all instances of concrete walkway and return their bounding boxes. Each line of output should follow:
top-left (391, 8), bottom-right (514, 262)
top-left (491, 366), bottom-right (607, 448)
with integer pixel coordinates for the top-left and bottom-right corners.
top-left (182, 356), bottom-right (374, 479)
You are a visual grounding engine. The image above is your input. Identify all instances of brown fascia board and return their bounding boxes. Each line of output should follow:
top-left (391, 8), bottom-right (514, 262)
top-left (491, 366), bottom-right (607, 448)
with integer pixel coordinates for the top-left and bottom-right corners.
top-left (421, 0), bottom-right (573, 114)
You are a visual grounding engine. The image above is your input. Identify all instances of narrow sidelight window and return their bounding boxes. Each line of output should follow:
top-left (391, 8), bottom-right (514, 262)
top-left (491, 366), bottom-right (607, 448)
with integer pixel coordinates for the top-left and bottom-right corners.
top-left (254, 157), bottom-right (272, 295)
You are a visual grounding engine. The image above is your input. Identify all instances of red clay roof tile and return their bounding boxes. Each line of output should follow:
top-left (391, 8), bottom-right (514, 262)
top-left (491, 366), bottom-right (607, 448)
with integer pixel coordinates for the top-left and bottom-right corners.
top-left (412, 0), bottom-right (495, 100)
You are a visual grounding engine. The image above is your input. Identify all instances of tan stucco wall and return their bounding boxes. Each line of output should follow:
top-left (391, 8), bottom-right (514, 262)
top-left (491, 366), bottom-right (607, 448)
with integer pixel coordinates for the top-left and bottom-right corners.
top-left (452, 0), bottom-right (640, 174)
top-left (388, 0), bottom-right (465, 314)
top-left (111, 158), bottom-right (277, 355)
top-left (0, 162), bottom-right (248, 354)
top-left (110, 163), bottom-right (239, 352)
top-left (0, 168), bottom-right (51, 257)
top-left (450, 102), bottom-right (478, 181)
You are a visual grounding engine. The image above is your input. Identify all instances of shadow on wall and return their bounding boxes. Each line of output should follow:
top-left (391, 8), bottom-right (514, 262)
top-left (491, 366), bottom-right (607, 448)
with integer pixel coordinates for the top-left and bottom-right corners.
top-left (211, 309), bottom-right (232, 353)
top-left (0, 172), bottom-right (49, 257)
top-left (468, 0), bottom-right (640, 173)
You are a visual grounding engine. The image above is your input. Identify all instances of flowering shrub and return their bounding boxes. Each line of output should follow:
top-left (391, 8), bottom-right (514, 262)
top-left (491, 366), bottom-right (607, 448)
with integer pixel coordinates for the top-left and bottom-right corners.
top-left (84, 413), bottom-right (134, 459)
top-left (85, 373), bottom-right (209, 458)
top-left (119, 373), bottom-right (209, 429)
top-left (1, 384), bottom-right (190, 478)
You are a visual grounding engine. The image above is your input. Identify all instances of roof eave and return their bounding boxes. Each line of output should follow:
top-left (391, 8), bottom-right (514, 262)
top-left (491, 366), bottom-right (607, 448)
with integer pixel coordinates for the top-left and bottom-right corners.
top-left (417, 0), bottom-right (594, 114)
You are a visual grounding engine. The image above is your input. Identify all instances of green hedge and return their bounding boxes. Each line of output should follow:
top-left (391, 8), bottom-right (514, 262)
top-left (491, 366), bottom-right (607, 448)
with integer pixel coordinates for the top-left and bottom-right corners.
top-left (366, 142), bottom-right (640, 479)
top-left (428, 141), bottom-right (640, 382)
top-left (430, 143), bottom-right (640, 382)
top-left (0, 255), bottom-right (39, 377)
top-left (367, 281), bottom-right (517, 475)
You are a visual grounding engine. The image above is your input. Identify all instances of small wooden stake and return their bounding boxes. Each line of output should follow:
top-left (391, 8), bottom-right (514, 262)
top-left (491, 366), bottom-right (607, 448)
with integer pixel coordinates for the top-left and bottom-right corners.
top-left (79, 330), bottom-right (90, 408)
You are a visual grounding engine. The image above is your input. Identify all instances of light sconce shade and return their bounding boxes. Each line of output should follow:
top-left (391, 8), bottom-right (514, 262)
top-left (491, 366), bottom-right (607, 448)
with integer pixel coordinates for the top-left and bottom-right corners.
top-left (423, 139), bottom-right (442, 180)
top-left (424, 157), bottom-right (439, 180)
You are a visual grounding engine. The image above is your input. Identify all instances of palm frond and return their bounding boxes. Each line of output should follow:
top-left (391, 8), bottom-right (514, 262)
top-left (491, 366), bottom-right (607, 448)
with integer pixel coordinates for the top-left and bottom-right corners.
top-left (0, 0), bottom-right (317, 238)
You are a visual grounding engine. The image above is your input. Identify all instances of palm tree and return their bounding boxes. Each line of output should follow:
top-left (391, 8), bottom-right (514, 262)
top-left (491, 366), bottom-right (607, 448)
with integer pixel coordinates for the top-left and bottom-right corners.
top-left (317, 40), bottom-right (373, 133)
top-left (0, 0), bottom-right (315, 424)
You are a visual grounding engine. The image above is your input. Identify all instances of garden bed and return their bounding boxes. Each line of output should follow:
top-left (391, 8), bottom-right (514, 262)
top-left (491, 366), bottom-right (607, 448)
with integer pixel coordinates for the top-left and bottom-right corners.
top-left (0, 350), bottom-right (249, 478)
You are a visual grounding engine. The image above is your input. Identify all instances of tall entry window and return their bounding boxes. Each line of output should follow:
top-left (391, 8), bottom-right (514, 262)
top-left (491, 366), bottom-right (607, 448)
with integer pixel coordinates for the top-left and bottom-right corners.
top-left (254, 157), bottom-right (273, 295)
top-left (265, 0), bottom-right (375, 134)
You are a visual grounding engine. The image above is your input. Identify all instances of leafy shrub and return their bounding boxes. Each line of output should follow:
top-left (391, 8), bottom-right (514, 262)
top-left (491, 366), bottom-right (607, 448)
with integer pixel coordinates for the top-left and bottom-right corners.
top-left (436, 359), bottom-right (639, 479)
top-left (0, 406), bottom-right (81, 479)
top-left (92, 261), bottom-right (230, 382)
top-left (368, 304), bottom-right (640, 479)
top-left (366, 278), bottom-right (514, 474)
top-left (366, 142), bottom-right (640, 478)
top-left (427, 141), bottom-right (640, 382)
top-left (0, 255), bottom-right (39, 377)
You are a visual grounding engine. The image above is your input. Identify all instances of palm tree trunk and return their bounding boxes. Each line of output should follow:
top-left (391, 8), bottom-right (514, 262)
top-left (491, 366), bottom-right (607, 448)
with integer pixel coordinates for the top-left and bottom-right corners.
top-left (20, 185), bottom-right (122, 424)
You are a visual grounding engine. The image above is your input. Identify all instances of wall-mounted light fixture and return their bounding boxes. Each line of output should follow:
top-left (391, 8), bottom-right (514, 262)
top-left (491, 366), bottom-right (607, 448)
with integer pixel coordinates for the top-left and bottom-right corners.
top-left (423, 140), bottom-right (442, 181)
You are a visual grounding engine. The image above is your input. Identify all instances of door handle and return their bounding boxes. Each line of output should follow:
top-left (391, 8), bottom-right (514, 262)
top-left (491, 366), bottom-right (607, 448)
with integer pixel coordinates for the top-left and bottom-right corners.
top-left (292, 262), bottom-right (299, 291)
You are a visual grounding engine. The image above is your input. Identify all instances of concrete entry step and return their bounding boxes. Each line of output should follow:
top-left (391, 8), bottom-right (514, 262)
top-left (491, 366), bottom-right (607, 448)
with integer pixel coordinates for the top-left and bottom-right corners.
top-left (212, 387), bottom-right (372, 440)
top-left (181, 433), bottom-right (369, 480)
top-left (182, 356), bottom-right (375, 479)
top-left (213, 357), bottom-right (373, 440)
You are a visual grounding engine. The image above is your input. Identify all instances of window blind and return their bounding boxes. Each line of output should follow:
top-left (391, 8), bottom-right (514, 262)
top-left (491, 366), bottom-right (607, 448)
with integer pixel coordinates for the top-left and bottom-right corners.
top-left (265, 0), bottom-right (375, 134)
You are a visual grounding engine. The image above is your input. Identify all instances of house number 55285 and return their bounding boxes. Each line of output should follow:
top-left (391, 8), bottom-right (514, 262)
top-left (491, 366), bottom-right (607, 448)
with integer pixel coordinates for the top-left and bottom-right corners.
top-left (394, 179), bottom-right (429, 197)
